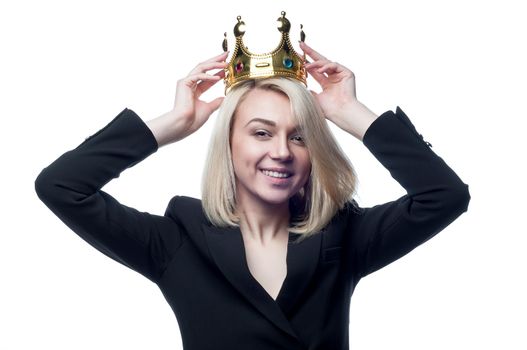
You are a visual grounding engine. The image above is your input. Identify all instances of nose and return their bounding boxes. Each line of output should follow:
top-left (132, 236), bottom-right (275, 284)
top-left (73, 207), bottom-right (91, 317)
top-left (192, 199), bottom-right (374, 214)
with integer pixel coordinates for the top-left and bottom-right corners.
top-left (270, 136), bottom-right (293, 161)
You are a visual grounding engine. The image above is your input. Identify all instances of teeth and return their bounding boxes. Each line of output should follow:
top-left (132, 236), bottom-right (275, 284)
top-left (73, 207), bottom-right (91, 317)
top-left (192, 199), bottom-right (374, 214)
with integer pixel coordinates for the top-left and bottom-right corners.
top-left (262, 170), bottom-right (290, 178)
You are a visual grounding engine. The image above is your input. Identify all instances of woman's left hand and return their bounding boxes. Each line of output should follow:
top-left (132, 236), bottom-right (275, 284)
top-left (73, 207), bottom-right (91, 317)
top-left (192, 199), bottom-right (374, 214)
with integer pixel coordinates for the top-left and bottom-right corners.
top-left (299, 41), bottom-right (379, 140)
top-left (299, 41), bottom-right (358, 119)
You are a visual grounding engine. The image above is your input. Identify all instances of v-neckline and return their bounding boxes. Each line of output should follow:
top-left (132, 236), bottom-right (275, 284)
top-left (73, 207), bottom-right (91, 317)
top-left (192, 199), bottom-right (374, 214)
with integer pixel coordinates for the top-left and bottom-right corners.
top-left (202, 221), bottom-right (322, 333)
top-left (239, 230), bottom-right (298, 302)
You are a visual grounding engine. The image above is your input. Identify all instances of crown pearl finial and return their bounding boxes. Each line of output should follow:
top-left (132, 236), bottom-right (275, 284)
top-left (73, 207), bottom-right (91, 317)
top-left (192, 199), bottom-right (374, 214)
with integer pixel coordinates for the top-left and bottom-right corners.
top-left (277, 11), bottom-right (291, 33)
top-left (222, 32), bottom-right (228, 52)
top-left (234, 15), bottom-right (246, 37)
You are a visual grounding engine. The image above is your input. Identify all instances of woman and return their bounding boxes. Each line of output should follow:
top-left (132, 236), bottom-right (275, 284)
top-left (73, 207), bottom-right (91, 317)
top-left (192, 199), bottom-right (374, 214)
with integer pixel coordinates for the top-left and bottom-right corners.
top-left (35, 41), bottom-right (470, 349)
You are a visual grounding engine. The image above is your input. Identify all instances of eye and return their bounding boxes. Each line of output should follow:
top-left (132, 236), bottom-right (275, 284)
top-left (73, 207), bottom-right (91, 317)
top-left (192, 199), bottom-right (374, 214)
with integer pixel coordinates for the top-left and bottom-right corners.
top-left (291, 135), bottom-right (305, 144)
top-left (254, 130), bottom-right (270, 138)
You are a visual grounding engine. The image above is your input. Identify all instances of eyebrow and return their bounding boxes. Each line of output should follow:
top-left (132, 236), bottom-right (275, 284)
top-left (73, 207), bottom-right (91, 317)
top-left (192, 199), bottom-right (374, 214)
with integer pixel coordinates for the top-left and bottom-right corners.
top-left (245, 118), bottom-right (276, 127)
top-left (244, 117), bottom-right (299, 130)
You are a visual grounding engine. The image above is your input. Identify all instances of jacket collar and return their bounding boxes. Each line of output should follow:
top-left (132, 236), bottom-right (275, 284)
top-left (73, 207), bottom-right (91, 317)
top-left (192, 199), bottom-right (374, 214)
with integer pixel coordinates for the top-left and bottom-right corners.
top-left (202, 223), bottom-right (322, 340)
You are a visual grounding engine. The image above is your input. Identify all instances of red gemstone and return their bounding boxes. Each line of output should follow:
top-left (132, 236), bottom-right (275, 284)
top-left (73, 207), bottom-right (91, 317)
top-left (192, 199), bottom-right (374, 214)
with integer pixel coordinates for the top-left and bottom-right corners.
top-left (235, 62), bottom-right (244, 72)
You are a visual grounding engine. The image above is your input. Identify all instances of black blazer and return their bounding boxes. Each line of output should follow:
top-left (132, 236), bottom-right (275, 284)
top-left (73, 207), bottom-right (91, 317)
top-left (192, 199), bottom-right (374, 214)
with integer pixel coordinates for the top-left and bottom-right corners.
top-left (35, 107), bottom-right (470, 350)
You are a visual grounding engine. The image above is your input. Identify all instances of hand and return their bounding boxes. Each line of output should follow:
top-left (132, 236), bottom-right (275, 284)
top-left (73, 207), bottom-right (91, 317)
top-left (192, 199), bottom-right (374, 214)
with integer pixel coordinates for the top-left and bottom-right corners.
top-left (300, 42), bottom-right (357, 111)
top-left (163, 51), bottom-right (228, 142)
top-left (299, 41), bottom-right (361, 127)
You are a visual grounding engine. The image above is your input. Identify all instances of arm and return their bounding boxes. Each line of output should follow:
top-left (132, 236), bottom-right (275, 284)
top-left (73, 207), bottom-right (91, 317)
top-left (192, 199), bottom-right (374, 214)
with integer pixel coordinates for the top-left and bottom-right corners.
top-left (34, 51), bottom-right (226, 284)
top-left (34, 108), bottom-right (184, 284)
top-left (350, 107), bottom-right (471, 278)
top-left (298, 42), bottom-right (470, 278)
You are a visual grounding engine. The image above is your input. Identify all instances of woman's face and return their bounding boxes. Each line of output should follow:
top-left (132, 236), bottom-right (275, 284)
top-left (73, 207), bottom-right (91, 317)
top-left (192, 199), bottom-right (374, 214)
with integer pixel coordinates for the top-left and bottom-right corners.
top-left (230, 88), bottom-right (311, 208)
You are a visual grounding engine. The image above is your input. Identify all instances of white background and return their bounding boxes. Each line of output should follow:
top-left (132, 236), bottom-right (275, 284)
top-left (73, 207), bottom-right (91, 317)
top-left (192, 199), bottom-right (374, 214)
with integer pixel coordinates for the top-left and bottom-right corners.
top-left (2, 0), bottom-right (525, 349)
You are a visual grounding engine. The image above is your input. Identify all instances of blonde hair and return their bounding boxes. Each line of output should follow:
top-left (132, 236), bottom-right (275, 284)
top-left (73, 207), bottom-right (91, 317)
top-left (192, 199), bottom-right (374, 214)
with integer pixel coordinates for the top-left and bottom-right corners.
top-left (201, 77), bottom-right (358, 241)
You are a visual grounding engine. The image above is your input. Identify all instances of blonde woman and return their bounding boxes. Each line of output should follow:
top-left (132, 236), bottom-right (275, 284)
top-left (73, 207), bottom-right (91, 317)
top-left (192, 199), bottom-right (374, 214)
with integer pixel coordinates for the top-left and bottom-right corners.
top-left (35, 41), bottom-right (470, 349)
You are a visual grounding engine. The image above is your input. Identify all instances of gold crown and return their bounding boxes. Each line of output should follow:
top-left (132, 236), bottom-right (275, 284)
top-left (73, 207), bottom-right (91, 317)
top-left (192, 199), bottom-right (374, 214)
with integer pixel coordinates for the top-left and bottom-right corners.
top-left (222, 11), bottom-right (308, 94)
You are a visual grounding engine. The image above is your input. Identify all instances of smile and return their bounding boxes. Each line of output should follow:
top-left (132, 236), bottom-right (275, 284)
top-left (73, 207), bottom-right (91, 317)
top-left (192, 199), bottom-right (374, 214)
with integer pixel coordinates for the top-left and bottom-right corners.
top-left (261, 169), bottom-right (292, 178)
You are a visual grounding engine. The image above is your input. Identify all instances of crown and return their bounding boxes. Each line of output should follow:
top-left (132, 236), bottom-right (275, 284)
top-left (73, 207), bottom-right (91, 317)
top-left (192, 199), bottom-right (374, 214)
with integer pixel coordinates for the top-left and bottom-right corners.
top-left (222, 11), bottom-right (308, 94)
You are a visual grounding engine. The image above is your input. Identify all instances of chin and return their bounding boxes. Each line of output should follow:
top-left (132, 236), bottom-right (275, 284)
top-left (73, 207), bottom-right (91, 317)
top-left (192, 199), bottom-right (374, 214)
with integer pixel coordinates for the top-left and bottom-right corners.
top-left (258, 191), bottom-right (296, 206)
top-left (262, 197), bottom-right (290, 206)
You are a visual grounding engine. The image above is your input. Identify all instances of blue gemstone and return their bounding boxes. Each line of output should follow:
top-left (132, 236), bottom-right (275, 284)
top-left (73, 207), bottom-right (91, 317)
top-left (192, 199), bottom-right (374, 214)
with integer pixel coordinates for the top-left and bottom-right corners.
top-left (283, 58), bottom-right (293, 68)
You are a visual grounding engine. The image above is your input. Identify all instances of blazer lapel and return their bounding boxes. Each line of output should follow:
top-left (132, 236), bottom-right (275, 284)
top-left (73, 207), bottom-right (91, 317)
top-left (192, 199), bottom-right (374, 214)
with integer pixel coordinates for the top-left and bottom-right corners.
top-left (202, 223), bottom-right (322, 340)
top-left (276, 230), bottom-right (323, 315)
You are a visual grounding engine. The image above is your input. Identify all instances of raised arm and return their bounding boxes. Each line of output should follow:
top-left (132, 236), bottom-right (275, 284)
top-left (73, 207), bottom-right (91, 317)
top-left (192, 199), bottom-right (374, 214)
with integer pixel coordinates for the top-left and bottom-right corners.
top-left (34, 51), bottom-right (228, 284)
top-left (299, 41), bottom-right (470, 279)
top-left (350, 107), bottom-right (470, 278)
top-left (34, 109), bottom-right (183, 283)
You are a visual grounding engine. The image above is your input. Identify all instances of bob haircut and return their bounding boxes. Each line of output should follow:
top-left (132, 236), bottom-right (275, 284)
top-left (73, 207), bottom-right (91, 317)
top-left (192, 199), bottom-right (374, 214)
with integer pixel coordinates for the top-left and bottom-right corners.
top-left (201, 77), bottom-right (358, 241)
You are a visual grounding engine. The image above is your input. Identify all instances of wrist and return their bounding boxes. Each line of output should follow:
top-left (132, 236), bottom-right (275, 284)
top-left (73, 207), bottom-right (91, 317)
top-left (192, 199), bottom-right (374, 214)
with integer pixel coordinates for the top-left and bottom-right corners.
top-left (146, 111), bottom-right (189, 147)
top-left (338, 101), bottom-right (379, 141)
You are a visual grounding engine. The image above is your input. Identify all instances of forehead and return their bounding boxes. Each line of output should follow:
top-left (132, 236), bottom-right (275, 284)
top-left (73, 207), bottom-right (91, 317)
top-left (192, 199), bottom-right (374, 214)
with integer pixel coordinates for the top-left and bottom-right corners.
top-left (234, 88), bottom-right (295, 127)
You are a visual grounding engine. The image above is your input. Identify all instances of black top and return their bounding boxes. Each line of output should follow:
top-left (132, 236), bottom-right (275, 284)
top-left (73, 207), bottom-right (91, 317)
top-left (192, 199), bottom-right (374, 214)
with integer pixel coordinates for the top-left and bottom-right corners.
top-left (35, 106), bottom-right (470, 350)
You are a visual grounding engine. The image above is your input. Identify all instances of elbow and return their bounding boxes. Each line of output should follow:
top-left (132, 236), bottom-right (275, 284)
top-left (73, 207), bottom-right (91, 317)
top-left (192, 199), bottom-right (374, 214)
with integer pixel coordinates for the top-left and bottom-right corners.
top-left (445, 183), bottom-right (471, 215)
top-left (34, 168), bottom-right (58, 205)
top-left (34, 169), bottom-right (51, 202)
top-left (456, 183), bottom-right (471, 212)
top-left (410, 183), bottom-right (471, 222)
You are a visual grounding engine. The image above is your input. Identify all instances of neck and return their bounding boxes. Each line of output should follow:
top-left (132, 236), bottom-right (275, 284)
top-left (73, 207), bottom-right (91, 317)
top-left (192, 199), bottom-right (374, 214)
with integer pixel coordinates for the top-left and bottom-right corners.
top-left (235, 194), bottom-right (290, 245)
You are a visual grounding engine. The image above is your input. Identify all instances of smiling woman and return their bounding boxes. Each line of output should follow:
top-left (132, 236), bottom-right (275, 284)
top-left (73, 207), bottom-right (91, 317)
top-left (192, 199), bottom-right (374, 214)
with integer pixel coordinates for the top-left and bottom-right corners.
top-left (202, 78), bottom-right (358, 240)
top-left (34, 36), bottom-right (470, 350)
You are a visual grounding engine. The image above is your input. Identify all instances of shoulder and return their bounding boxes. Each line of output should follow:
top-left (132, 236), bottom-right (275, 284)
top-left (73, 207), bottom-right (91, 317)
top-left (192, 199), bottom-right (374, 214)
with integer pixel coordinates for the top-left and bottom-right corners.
top-left (323, 198), bottom-right (364, 231)
top-left (339, 199), bottom-right (365, 219)
top-left (164, 195), bottom-right (206, 222)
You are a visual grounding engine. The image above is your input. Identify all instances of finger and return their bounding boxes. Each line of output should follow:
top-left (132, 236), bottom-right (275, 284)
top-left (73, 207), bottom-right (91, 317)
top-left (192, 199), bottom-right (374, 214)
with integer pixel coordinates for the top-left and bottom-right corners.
top-left (299, 41), bottom-right (327, 61)
top-left (189, 61), bottom-right (228, 75)
top-left (206, 96), bottom-right (224, 113)
top-left (201, 51), bottom-right (230, 65)
top-left (308, 70), bottom-right (329, 87)
top-left (182, 73), bottom-right (222, 88)
top-left (204, 51), bottom-right (230, 62)
top-left (315, 61), bottom-right (343, 75)
top-left (196, 69), bottom-right (226, 97)
top-left (305, 64), bottom-right (329, 87)
top-left (308, 89), bottom-right (323, 110)
top-left (190, 52), bottom-right (229, 74)
top-left (305, 59), bottom-right (331, 70)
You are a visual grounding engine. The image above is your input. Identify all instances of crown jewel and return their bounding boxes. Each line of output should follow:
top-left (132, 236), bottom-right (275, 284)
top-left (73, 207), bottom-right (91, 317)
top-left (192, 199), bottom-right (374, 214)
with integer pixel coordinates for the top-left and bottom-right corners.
top-left (222, 11), bottom-right (307, 94)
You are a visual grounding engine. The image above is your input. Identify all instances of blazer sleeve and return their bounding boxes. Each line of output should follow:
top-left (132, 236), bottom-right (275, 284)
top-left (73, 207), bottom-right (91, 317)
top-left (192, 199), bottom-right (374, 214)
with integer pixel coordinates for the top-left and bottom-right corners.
top-left (350, 106), bottom-right (471, 279)
top-left (34, 108), bottom-right (184, 284)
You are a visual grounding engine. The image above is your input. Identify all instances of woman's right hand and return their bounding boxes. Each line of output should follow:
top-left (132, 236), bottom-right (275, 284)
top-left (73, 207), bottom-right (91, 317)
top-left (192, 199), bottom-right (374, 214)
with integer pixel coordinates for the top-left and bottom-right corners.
top-left (147, 51), bottom-right (228, 147)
